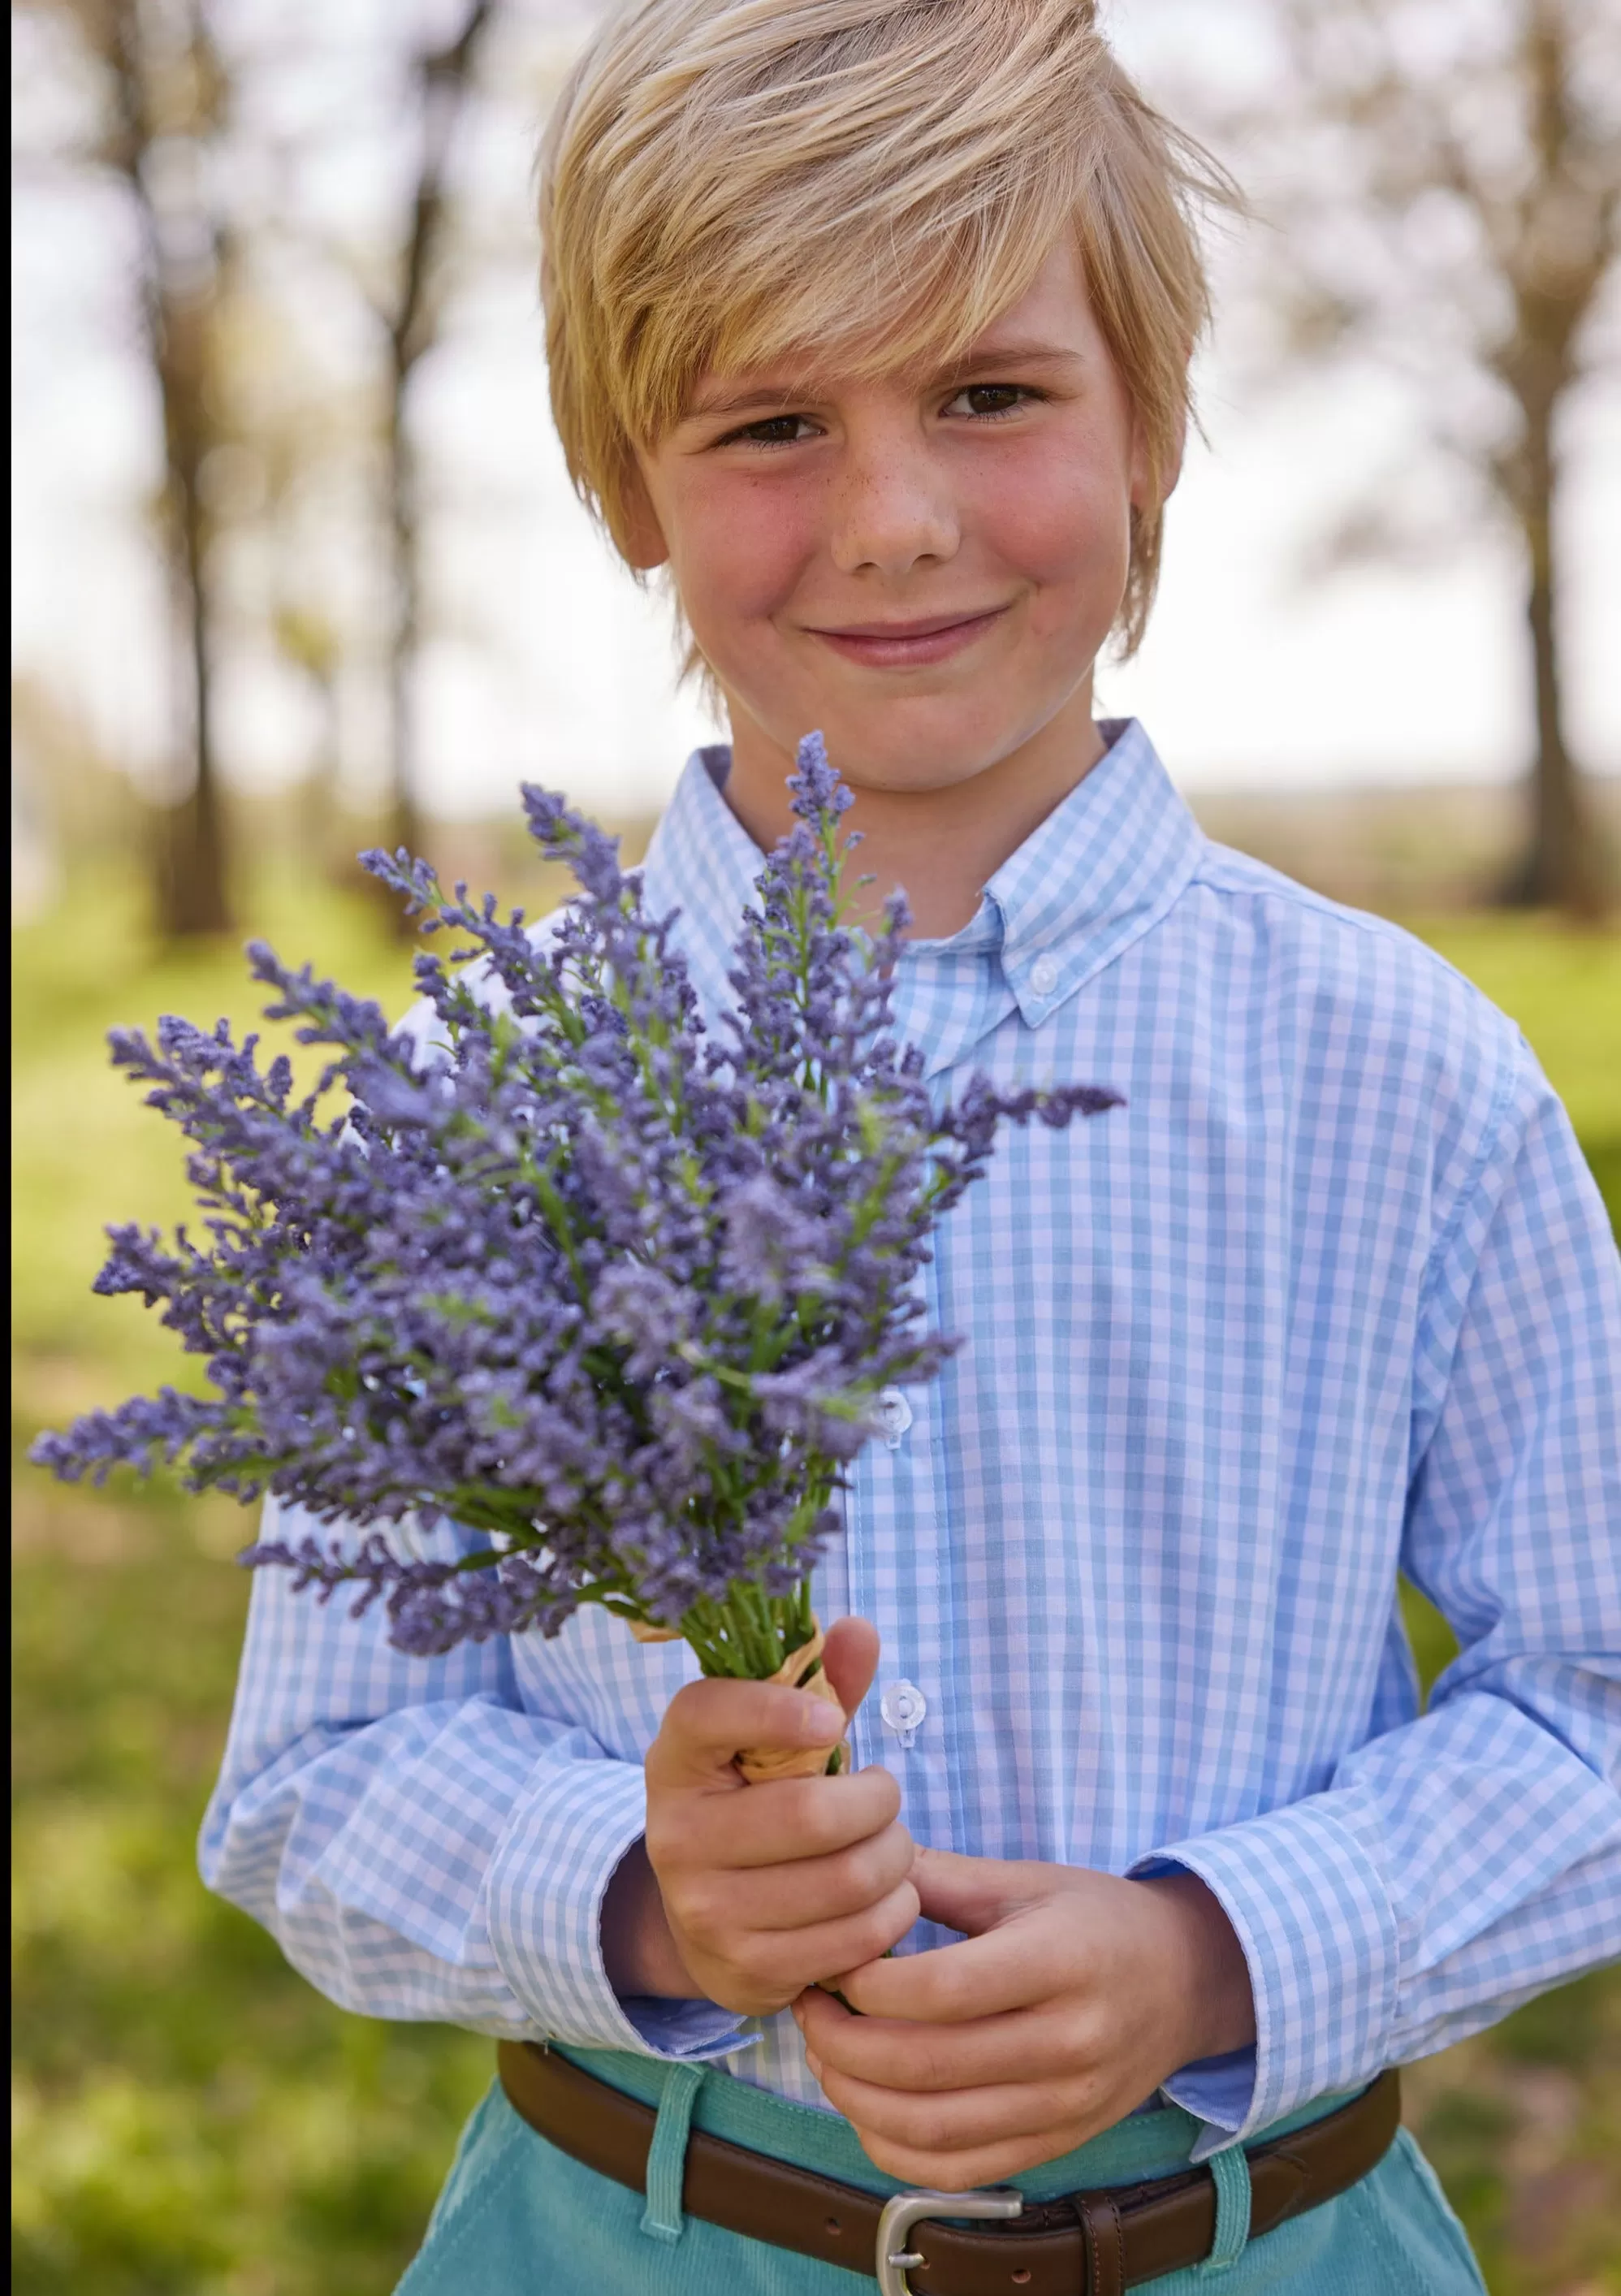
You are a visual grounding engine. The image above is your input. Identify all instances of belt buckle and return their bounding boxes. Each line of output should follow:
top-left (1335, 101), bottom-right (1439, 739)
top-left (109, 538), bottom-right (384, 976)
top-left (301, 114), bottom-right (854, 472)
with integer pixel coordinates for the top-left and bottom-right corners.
top-left (875, 2186), bottom-right (1024, 2295)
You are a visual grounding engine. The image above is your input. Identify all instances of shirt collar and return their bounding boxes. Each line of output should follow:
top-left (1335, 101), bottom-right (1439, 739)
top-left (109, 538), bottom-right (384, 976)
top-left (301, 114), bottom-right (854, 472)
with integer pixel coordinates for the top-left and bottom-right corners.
top-left (970, 717), bottom-right (1204, 1026)
top-left (638, 719), bottom-right (1204, 1041)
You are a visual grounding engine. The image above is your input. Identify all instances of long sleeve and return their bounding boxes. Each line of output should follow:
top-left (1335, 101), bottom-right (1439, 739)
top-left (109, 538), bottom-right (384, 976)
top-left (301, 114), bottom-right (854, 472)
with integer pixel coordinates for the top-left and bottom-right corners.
top-left (1137, 1047), bottom-right (1621, 2143)
top-left (199, 1500), bottom-right (744, 2062)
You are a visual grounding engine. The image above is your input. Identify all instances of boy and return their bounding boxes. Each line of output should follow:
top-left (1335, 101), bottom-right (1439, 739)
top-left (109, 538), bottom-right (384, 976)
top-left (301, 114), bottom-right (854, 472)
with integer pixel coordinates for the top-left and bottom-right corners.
top-left (203, 2), bottom-right (1621, 2290)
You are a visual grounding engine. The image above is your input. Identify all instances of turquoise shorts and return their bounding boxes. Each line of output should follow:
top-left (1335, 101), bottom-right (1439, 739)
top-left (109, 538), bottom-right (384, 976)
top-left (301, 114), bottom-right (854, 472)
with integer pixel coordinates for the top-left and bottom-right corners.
top-left (396, 2045), bottom-right (1485, 2295)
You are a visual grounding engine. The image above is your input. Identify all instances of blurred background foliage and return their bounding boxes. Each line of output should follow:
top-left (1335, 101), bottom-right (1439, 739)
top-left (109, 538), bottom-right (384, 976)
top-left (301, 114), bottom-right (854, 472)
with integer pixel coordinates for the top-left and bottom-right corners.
top-left (11, 0), bottom-right (1621, 2290)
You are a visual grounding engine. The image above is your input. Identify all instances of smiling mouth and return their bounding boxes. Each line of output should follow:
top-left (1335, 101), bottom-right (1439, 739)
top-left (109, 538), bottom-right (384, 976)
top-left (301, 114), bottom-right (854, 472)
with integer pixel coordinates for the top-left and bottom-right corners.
top-left (804, 606), bottom-right (1009, 668)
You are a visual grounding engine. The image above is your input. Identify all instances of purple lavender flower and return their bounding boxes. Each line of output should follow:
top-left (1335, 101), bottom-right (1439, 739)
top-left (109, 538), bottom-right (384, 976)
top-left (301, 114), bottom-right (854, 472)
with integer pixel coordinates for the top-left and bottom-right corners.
top-left (32, 733), bottom-right (1122, 1678)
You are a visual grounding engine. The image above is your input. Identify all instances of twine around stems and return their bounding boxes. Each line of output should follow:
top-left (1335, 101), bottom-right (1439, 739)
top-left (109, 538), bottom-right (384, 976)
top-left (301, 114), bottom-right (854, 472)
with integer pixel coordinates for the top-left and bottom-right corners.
top-left (628, 1615), bottom-right (849, 1779)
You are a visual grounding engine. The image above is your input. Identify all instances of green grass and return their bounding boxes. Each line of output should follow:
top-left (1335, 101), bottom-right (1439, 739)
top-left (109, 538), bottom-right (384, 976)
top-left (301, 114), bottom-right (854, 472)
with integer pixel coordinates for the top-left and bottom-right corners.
top-left (11, 869), bottom-right (1621, 2294)
top-left (12, 1482), bottom-right (493, 2296)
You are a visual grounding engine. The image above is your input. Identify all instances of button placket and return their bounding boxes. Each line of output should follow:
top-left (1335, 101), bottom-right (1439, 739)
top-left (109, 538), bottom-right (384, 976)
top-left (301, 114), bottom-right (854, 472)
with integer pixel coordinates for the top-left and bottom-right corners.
top-left (846, 1228), bottom-right (950, 1844)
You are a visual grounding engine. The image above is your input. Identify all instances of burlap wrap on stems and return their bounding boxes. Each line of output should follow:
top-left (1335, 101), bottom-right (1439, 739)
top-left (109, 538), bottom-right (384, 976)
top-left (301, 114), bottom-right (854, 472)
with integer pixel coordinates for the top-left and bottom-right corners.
top-left (629, 1615), bottom-right (849, 1780)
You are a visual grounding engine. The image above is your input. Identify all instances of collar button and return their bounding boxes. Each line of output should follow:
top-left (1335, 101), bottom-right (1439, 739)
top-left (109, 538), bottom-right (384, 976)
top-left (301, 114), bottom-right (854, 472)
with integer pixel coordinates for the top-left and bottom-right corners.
top-left (1028, 956), bottom-right (1058, 997)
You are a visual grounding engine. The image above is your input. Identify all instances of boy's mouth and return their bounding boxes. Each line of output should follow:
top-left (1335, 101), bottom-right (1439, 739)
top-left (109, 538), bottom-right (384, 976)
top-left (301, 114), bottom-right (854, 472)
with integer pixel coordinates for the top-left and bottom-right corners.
top-left (804, 606), bottom-right (1008, 669)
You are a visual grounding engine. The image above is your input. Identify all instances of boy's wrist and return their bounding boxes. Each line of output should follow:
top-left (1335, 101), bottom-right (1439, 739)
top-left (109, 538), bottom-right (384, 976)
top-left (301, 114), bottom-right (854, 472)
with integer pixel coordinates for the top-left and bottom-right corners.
top-left (1137, 1868), bottom-right (1257, 2066)
top-left (601, 1837), bottom-right (706, 2001)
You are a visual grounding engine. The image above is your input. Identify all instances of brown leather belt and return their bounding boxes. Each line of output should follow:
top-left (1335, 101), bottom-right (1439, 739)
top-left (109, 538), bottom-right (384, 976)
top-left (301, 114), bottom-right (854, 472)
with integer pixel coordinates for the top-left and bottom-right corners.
top-left (497, 2039), bottom-right (1401, 2294)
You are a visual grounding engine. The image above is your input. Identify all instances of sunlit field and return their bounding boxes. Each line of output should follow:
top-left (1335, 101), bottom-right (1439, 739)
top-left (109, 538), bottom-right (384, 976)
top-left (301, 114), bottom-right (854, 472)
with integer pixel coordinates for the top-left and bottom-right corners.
top-left (12, 864), bottom-right (1620, 2296)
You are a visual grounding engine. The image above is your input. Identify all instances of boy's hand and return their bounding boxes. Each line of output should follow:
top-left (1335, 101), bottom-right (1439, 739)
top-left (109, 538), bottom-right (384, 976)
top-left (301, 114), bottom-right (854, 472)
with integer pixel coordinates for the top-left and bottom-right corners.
top-left (605, 1618), bottom-right (920, 2018)
top-left (793, 1848), bottom-right (1256, 2188)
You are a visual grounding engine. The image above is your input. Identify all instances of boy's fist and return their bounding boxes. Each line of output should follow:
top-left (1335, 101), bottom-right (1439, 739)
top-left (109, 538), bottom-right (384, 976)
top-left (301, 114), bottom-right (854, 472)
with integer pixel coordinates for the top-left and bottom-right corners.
top-left (603, 1618), bottom-right (919, 2017)
top-left (793, 1848), bottom-right (1256, 2188)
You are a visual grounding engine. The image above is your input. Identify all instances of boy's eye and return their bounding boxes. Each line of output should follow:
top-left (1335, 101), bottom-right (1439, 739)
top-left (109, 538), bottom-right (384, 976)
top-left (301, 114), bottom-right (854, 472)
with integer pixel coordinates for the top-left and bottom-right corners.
top-left (945, 383), bottom-right (1035, 419)
top-left (720, 413), bottom-right (818, 448)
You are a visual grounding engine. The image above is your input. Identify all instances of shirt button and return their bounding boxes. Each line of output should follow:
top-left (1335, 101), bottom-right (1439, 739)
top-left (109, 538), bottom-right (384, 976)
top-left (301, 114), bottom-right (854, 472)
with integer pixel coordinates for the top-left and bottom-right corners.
top-left (877, 1387), bottom-right (913, 1448)
top-left (1029, 955), bottom-right (1058, 997)
top-left (880, 1680), bottom-right (927, 1749)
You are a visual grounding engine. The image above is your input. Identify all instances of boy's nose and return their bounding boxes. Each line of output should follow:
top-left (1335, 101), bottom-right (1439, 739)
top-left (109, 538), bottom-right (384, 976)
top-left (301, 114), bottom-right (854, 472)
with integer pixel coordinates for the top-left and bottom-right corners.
top-left (828, 447), bottom-right (960, 577)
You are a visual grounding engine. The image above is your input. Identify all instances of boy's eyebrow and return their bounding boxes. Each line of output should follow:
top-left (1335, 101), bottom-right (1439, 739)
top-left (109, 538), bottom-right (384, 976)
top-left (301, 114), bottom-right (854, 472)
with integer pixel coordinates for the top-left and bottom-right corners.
top-left (935, 339), bottom-right (1083, 378)
top-left (684, 343), bottom-right (1084, 422)
top-left (683, 383), bottom-right (814, 421)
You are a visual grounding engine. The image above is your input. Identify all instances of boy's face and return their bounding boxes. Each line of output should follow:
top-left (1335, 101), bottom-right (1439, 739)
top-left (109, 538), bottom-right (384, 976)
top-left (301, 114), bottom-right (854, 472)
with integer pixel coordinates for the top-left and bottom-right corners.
top-left (627, 238), bottom-right (1162, 806)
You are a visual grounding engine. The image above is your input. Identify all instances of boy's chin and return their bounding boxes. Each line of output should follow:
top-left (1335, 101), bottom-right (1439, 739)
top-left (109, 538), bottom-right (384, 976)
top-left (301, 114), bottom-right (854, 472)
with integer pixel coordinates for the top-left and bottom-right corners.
top-left (777, 705), bottom-right (1071, 799)
top-left (755, 649), bottom-right (1100, 796)
top-left (721, 658), bottom-right (1100, 798)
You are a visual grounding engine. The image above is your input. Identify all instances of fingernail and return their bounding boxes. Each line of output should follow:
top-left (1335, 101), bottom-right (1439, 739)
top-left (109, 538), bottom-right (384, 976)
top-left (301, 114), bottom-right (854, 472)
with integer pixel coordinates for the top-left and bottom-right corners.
top-left (805, 2049), bottom-right (823, 2079)
top-left (802, 1705), bottom-right (842, 1743)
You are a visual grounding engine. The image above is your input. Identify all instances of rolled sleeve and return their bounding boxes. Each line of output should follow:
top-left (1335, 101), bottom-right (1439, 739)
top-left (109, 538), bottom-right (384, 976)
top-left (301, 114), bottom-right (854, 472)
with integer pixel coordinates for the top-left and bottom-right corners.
top-left (1132, 1792), bottom-right (1401, 2142)
top-left (203, 1503), bottom-right (750, 2064)
top-left (486, 1744), bottom-right (747, 2062)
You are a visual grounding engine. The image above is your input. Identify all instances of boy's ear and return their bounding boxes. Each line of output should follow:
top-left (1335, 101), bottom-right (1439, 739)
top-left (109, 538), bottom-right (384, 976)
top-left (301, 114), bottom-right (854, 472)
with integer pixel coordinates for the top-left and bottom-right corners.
top-left (1130, 402), bottom-right (1188, 515)
top-left (620, 461), bottom-right (671, 572)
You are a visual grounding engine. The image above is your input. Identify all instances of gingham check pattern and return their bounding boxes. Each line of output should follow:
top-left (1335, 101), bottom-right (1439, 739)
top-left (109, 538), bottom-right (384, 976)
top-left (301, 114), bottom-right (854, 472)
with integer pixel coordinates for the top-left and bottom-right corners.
top-left (202, 721), bottom-right (1621, 2149)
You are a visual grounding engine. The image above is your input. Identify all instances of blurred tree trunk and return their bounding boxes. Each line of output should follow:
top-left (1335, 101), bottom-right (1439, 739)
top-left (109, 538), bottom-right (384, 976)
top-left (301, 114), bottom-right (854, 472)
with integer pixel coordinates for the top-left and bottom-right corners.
top-left (1491, 6), bottom-right (1609, 915)
top-left (97, 0), bottom-right (236, 936)
top-left (156, 288), bottom-right (231, 935)
top-left (377, 0), bottom-right (496, 923)
top-left (1511, 391), bottom-right (1589, 910)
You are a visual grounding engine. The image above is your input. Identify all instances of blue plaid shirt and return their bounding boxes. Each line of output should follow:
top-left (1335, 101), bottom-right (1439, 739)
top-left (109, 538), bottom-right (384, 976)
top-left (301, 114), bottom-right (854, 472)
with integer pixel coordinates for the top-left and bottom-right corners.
top-left (202, 720), bottom-right (1621, 2150)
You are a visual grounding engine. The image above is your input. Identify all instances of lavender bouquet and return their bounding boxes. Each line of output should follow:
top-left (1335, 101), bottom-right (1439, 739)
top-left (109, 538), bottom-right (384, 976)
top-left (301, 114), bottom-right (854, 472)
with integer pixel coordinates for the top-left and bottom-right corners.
top-left (33, 737), bottom-right (1119, 1779)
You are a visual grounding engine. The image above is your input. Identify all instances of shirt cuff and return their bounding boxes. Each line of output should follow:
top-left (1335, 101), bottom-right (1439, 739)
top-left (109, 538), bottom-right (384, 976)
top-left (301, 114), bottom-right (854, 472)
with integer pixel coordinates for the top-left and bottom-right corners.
top-left (616, 1994), bottom-right (754, 2060)
top-left (485, 1741), bottom-right (746, 2061)
top-left (1157, 2047), bottom-right (1258, 2160)
top-left (1130, 1791), bottom-right (1400, 2141)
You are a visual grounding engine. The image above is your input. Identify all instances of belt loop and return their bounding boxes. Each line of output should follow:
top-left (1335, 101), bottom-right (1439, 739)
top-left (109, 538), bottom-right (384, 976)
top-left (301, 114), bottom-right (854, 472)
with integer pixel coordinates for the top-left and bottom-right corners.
top-left (1079, 2191), bottom-right (1126, 2296)
top-left (1200, 2143), bottom-right (1252, 2273)
top-left (639, 2061), bottom-right (705, 2243)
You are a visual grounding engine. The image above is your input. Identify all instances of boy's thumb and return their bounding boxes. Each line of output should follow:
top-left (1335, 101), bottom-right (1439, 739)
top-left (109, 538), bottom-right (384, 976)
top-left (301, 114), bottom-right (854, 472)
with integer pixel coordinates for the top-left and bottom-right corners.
top-left (909, 1846), bottom-right (1016, 1937)
top-left (818, 1614), bottom-right (880, 1724)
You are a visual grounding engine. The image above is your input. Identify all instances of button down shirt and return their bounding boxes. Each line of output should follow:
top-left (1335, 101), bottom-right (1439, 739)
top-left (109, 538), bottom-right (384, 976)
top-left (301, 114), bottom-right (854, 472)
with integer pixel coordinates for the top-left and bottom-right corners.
top-left (201, 720), bottom-right (1621, 2148)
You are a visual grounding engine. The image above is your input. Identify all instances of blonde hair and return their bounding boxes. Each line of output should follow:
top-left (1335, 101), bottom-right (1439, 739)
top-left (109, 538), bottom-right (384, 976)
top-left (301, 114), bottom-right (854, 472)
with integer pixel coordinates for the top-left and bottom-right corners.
top-left (539, 0), bottom-right (1236, 656)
